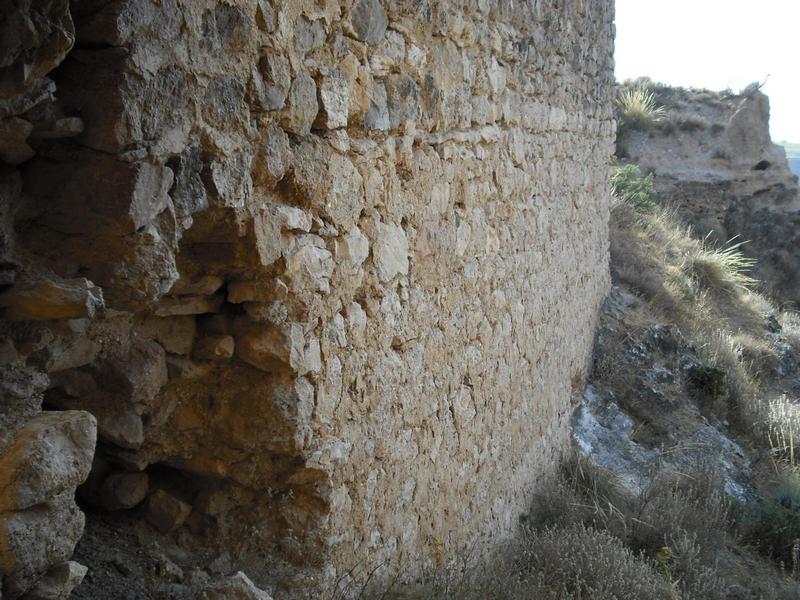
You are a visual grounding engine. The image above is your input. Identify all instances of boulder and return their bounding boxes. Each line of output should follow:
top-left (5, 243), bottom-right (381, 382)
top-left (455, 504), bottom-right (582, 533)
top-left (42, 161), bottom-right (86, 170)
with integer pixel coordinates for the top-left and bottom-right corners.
top-left (0, 492), bottom-right (86, 598)
top-left (144, 490), bottom-right (192, 533)
top-left (19, 561), bottom-right (87, 600)
top-left (0, 411), bottom-right (97, 512)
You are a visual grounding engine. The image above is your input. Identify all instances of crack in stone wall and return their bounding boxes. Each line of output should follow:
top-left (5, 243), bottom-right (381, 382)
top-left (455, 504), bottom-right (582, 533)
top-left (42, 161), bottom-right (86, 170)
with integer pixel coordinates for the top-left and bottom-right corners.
top-left (0, 0), bottom-right (614, 594)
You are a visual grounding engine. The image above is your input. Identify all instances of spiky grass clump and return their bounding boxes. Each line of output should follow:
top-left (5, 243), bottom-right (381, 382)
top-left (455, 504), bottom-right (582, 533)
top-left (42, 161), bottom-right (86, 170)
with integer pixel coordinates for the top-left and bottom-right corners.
top-left (616, 86), bottom-right (666, 129)
top-left (766, 395), bottom-right (800, 468)
top-left (681, 237), bottom-right (757, 294)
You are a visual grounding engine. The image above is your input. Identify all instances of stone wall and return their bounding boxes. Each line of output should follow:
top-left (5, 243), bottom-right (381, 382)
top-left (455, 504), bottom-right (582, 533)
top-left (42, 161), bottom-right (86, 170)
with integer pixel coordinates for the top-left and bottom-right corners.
top-left (0, 0), bottom-right (614, 595)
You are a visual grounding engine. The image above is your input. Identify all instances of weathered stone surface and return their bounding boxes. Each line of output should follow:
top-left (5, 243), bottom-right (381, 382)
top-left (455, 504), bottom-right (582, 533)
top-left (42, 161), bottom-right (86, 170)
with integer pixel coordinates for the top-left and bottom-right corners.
top-left (20, 561), bottom-right (87, 600)
top-left (249, 51), bottom-right (291, 112)
top-left (235, 325), bottom-right (290, 371)
top-left (0, 0), bottom-right (74, 99)
top-left (194, 335), bottom-right (235, 361)
top-left (144, 489), bottom-right (192, 533)
top-left (0, 492), bottom-right (85, 598)
top-left (275, 205), bottom-right (312, 233)
top-left (0, 411), bottom-right (96, 512)
top-left (336, 226), bottom-right (370, 269)
top-left (155, 295), bottom-right (223, 317)
top-left (0, 278), bottom-right (103, 321)
top-left (170, 275), bottom-right (224, 297)
top-left (364, 81), bottom-right (390, 131)
top-left (0, 0), bottom-right (615, 593)
top-left (168, 143), bottom-right (208, 222)
top-left (350, 0), bottom-right (388, 45)
top-left (136, 315), bottom-right (196, 356)
top-left (280, 74), bottom-right (318, 135)
top-left (253, 123), bottom-right (291, 188)
top-left (100, 472), bottom-right (149, 511)
top-left (318, 70), bottom-right (350, 130)
top-left (373, 222), bottom-right (409, 282)
top-left (284, 242), bottom-right (335, 293)
top-left (202, 571), bottom-right (273, 600)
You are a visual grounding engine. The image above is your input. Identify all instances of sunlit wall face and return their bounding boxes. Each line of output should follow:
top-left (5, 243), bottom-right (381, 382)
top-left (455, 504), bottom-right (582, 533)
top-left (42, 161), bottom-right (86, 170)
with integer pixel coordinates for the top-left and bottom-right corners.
top-left (615, 0), bottom-right (800, 142)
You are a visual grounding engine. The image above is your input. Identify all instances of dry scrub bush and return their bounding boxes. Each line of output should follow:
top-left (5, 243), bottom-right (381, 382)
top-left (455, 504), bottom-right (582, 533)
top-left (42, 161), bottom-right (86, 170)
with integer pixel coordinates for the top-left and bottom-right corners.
top-left (531, 459), bottom-right (734, 599)
top-left (510, 524), bottom-right (673, 600)
top-left (780, 312), bottom-right (800, 350)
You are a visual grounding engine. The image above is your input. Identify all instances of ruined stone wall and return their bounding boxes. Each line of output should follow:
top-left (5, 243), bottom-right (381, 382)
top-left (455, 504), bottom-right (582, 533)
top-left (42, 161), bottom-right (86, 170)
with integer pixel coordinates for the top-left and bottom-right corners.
top-left (0, 0), bottom-right (614, 595)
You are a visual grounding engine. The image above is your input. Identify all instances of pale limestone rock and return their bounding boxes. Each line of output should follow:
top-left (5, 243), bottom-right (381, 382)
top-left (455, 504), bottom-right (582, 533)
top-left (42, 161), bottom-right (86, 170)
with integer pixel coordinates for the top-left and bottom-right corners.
top-left (0, 411), bottom-right (96, 512)
top-left (0, 0), bottom-right (615, 591)
top-left (281, 74), bottom-right (317, 135)
top-left (336, 226), bottom-right (370, 268)
top-left (289, 333), bottom-right (322, 376)
top-left (145, 489), bottom-right (192, 533)
top-left (318, 70), bottom-right (350, 129)
top-left (385, 73), bottom-right (420, 129)
top-left (202, 571), bottom-right (273, 600)
top-left (252, 209), bottom-right (282, 267)
top-left (323, 154), bottom-right (364, 230)
top-left (19, 561), bottom-right (87, 600)
top-left (0, 492), bottom-right (85, 599)
top-left (99, 410), bottom-right (144, 450)
top-left (194, 335), bottom-right (235, 361)
top-left (100, 472), bottom-right (149, 511)
top-left (0, 278), bottom-right (103, 321)
top-left (284, 244), bottom-right (334, 293)
top-left (235, 326), bottom-right (291, 371)
top-left (346, 301), bottom-right (367, 344)
top-left (275, 205), bottom-right (312, 232)
top-left (253, 123), bottom-right (291, 188)
top-left (373, 222), bottom-right (409, 281)
top-left (364, 81), bottom-right (390, 131)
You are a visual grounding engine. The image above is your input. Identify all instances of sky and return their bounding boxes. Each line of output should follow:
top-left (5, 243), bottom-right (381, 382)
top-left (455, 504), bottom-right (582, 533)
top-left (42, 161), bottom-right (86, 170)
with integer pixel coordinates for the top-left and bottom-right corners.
top-left (615, 0), bottom-right (800, 142)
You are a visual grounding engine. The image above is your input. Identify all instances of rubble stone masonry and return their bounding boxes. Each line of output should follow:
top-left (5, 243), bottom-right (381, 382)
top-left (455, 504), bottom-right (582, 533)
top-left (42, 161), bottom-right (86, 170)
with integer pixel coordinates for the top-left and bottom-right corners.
top-left (0, 0), bottom-right (614, 594)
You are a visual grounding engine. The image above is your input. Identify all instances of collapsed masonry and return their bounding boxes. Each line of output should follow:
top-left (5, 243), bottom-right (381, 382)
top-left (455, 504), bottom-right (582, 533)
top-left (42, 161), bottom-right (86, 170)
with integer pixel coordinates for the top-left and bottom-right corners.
top-left (0, 0), bottom-right (614, 596)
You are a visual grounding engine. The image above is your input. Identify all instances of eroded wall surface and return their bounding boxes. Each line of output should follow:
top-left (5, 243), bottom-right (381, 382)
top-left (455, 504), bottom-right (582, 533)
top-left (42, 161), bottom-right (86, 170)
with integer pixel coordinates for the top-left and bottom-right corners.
top-left (0, 0), bottom-right (614, 594)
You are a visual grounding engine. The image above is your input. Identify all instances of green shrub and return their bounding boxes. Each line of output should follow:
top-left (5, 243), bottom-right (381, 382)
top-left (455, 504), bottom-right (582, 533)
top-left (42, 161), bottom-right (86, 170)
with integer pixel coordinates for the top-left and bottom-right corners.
top-left (743, 471), bottom-right (800, 568)
top-left (611, 165), bottom-right (658, 211)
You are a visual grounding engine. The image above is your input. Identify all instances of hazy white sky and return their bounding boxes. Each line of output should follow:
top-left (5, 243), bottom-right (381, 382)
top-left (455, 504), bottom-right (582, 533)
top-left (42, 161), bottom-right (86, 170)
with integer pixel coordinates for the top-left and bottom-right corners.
top-left (615, 0), bottom-right (800, 142)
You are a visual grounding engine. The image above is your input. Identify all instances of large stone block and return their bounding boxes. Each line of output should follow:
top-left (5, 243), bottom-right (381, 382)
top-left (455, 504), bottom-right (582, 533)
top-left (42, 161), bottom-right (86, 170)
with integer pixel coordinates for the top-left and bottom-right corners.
top-left (0, 411), bottom-right (96, 512)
